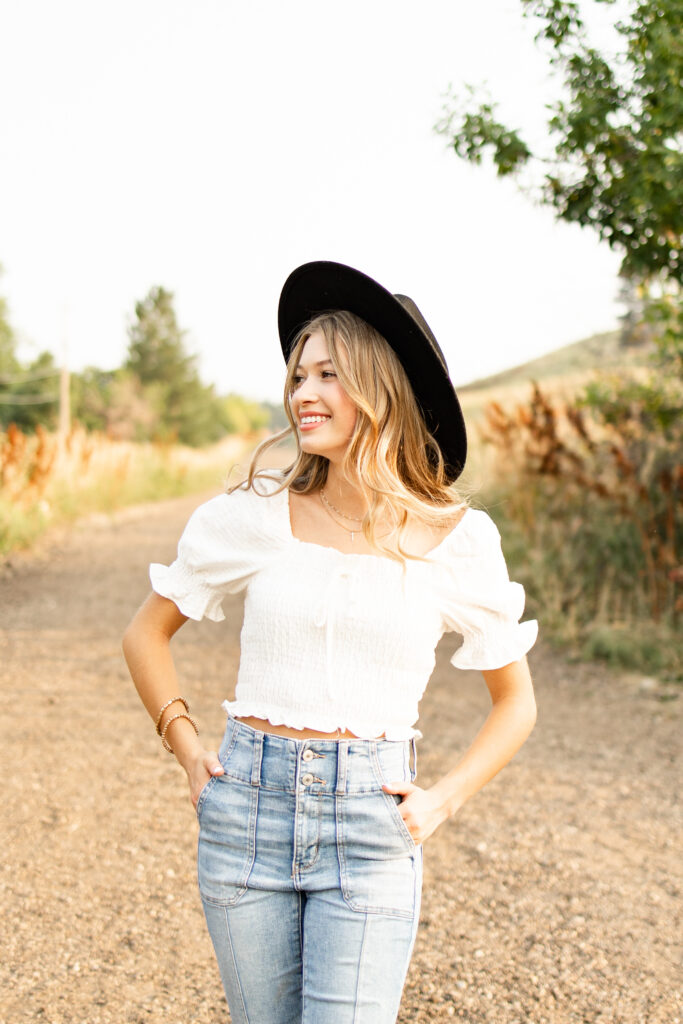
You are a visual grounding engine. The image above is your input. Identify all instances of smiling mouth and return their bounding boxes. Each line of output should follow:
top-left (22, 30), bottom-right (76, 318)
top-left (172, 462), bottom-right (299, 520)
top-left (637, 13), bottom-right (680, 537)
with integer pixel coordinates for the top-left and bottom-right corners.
top-left (299, 415), bottom-right (331, 428)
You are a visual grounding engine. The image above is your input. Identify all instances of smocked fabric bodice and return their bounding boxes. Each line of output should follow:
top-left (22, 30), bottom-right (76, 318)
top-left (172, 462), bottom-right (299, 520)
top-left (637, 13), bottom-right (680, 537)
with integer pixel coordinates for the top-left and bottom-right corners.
top-left (150, 475), bottom-right (538, 739)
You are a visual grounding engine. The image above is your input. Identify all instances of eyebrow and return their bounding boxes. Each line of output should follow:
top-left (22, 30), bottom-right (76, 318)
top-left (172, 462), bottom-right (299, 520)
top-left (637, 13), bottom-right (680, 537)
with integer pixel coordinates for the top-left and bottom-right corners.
top-left (294, 359), bottom-right (334, 371)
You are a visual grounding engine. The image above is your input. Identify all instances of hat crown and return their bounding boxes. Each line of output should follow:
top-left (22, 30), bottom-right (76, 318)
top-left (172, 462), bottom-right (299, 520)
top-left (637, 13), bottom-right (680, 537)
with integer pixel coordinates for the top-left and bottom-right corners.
top-left (393, 294), bottom-right (448, 373)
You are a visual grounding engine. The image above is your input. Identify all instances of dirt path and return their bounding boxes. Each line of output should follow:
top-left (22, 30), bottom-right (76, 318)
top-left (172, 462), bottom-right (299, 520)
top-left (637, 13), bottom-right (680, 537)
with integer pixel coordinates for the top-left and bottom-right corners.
top-left (1, 491), bottom-right (680, 1024)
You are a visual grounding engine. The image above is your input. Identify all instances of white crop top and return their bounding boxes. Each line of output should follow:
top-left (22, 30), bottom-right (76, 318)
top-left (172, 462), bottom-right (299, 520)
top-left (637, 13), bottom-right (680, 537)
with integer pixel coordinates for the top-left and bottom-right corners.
top-left (150, 475), bottom-right (538, 739)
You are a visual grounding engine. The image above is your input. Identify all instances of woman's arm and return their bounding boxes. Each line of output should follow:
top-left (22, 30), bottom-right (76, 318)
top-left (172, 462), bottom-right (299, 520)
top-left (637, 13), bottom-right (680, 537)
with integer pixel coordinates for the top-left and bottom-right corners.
top-left (122, 592), bottom-right (224, 805)
top-left (383, 657), bottom-right (537, 844)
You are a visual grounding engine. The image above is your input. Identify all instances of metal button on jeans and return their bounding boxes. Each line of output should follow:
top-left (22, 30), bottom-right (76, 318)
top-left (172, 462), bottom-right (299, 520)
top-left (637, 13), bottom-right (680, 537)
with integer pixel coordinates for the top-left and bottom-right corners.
top-left (301, 773), bottom-right (314, 786)
top-left (302, 750), bottom-right (315, 762)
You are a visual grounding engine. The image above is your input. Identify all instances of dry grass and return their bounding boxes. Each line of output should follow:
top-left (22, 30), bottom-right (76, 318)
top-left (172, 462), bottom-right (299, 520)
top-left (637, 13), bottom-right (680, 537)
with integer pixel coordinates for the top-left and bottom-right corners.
top-left (479, 382), bottom-right (682, 677)
top-left (0, 425), bottom-right (251, 554)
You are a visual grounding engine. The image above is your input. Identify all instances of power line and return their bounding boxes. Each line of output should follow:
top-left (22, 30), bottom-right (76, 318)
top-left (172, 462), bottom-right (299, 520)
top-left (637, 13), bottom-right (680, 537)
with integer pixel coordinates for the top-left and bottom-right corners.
top-left (0, 393), bottom-right (59, 405)
top-left (0, 368), bottom-right (61, 385)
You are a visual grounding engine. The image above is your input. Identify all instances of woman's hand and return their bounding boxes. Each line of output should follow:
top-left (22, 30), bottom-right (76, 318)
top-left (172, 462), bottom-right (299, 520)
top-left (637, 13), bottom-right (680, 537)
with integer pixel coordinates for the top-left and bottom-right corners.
top-left (382, 782), bottom-right (448, 845)
top-left (184, 748), bottom-right (225, 808)
top-left (384, 660), bottom-right (537, 842)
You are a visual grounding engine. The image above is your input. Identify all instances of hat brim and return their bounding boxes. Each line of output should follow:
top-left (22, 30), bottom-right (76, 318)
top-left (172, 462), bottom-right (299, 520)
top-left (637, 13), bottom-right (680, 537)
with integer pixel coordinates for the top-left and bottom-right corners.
top-left (278, 261), bottom-right (467, 482)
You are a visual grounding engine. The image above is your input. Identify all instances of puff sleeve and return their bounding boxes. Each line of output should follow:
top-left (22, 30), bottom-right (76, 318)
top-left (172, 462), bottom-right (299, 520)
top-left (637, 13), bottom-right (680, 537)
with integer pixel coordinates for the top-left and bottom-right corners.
top-left (440, 509), bottom-right (538, 671)
top-left (149, 483), bottom-right (288, 622)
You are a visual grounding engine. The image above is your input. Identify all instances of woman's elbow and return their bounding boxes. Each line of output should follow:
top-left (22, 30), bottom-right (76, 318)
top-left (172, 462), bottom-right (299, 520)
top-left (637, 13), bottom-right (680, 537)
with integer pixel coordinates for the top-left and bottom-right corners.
top-left (122, 592), bottom-right (187, 661)
top-left (517, 665), bottom-right (538, 733)
top-left (122, 617), bottom-right (145, 665)
top-left (121, 599), bottom-right (156, 662)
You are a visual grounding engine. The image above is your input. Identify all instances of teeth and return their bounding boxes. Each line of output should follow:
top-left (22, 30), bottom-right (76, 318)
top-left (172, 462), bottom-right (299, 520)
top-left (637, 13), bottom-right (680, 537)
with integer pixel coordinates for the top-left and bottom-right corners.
top-left (300, 416), bottom-right (329, 424)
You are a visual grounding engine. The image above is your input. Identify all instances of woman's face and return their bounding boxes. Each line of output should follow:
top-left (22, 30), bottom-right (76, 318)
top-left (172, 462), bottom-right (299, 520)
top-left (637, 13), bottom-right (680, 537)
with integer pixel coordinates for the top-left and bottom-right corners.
top-left (289, 330), bottom-right (358, 464)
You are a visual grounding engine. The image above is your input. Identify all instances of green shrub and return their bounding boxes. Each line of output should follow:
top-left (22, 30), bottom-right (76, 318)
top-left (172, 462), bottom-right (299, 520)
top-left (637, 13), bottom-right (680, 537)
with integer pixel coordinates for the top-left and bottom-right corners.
top-left (480, 308), bottom-right (682, 680)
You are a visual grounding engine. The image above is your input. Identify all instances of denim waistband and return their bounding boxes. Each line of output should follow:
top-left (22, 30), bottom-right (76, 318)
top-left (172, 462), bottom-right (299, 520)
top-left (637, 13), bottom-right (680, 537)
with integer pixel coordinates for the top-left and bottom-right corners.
top-left (219, 715), bottom-right (418, 796)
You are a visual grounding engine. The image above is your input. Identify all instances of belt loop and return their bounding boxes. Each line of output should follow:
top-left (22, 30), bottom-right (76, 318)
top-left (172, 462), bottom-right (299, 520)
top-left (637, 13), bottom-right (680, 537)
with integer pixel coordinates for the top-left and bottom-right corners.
top-left (335, 740), bottom-right (349, 795)
top-left (410, 737), bottom-right (418, 782)
top-left (251, 731), bottom-right (264, 786)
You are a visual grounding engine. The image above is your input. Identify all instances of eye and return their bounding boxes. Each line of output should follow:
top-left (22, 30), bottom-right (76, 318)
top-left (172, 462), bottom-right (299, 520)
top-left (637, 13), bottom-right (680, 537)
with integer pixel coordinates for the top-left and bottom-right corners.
top-left (321, 370), bottom-right (337, 379)
top-left (290, 374), bottom-right (304, 390)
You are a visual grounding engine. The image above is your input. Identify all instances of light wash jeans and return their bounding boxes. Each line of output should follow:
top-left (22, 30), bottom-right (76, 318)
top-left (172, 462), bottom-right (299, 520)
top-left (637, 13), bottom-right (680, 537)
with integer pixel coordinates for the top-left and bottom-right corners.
top-left (196, 716), bottom-right (423, 1023)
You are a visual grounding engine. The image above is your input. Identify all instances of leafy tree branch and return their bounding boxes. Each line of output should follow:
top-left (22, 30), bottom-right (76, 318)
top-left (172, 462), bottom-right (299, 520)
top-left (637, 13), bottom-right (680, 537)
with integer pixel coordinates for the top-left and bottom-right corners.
top-left (436, 0), bottom-right (683, 284)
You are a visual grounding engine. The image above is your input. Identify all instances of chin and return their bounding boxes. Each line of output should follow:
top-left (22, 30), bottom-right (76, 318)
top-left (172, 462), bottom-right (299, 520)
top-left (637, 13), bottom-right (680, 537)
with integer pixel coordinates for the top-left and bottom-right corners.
top-left (299, 438), bottom-right (339, 461)
top-left (300, 440), bottom-right (327, 457)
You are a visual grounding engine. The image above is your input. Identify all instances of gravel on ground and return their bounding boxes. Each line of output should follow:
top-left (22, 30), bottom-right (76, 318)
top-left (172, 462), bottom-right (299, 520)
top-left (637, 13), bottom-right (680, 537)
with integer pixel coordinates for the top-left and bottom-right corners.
top-left (1, 491), bottom-right (680, 1024)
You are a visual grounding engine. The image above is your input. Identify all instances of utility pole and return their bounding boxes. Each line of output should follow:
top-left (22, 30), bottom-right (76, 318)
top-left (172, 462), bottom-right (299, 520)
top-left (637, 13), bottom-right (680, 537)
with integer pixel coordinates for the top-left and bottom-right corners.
top-left (58, 305), bottom-right (70, 441)
top-left (58, 361), bottom-right (70, 437)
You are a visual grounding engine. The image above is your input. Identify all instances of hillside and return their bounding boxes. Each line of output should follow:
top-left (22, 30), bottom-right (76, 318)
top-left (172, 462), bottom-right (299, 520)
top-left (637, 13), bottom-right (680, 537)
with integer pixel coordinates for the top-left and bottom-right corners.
top-left (456, 328), bottom-right (652, 423)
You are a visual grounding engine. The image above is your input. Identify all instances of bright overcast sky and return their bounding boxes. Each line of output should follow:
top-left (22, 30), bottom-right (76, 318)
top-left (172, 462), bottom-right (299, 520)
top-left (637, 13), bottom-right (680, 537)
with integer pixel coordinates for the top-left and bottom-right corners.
top-left (0, 0), bottom-right (625, 403)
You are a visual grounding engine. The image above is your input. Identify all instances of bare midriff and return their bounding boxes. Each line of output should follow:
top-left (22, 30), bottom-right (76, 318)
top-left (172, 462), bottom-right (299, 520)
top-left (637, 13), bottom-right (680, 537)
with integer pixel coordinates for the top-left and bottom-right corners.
top-left (233, 715), bottom-right (384, 741)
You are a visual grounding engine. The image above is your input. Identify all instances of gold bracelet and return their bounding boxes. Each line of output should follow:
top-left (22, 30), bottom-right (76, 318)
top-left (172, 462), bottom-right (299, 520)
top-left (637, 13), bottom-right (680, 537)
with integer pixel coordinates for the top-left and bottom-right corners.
top-left (161, 712), bottom-right (199, 754)
top-left (155, 696), bottom-right (190, 735)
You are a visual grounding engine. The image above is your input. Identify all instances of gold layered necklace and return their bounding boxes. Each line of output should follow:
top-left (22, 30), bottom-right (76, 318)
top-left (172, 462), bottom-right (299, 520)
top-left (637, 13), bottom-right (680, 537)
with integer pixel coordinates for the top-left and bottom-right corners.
top-left (319, 487), bottom-right (364, 541)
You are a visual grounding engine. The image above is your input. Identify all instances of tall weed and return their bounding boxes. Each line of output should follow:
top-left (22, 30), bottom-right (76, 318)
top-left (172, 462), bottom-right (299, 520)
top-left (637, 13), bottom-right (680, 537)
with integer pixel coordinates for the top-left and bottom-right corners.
top-left (0, 425), bottom-right (250, 554)
top-left (482, 381), bottom-right (682, 679)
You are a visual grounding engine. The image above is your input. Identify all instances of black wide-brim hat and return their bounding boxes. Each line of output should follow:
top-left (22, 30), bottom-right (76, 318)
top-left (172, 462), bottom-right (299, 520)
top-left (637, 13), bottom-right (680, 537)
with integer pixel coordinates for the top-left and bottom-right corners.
top-left (278, 260), bottom-right (467, 482)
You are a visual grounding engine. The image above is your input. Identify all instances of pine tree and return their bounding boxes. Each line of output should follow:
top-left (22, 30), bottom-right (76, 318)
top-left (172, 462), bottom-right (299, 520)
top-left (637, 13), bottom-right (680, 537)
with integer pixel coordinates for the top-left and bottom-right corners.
top-left (125, 286), bottom-right (224, 445)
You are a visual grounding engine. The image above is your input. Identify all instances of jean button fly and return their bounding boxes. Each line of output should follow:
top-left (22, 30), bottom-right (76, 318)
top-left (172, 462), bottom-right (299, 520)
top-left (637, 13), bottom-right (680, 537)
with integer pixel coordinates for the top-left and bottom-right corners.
top-left (302, 749), bottom-right (315, 762)
top-left (301, 773), bottom-right (314, 786)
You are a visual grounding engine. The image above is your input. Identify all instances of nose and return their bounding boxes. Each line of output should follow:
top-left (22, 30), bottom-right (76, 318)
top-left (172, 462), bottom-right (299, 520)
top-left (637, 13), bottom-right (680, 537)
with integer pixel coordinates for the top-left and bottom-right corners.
top-left (294, 375), bottom-right (320, 404)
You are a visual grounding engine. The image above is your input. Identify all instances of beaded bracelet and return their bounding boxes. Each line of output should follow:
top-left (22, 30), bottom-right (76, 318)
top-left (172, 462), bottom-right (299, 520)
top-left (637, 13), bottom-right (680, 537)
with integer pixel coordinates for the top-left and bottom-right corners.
top-left (161, 712), bottom-right (199, 754)
top-left (155, 696), bottom-right (190, 735)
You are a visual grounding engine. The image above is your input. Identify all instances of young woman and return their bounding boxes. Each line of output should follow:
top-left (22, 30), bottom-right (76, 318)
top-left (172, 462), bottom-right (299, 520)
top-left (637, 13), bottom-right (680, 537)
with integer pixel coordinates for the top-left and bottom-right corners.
top-left (123, 261), bottom-right (538, 1024)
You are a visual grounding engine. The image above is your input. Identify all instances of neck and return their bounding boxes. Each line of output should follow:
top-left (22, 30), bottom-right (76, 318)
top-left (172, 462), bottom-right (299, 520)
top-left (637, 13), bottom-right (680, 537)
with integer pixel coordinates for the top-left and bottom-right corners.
top-left (324, 464), bottom-right (369, 519)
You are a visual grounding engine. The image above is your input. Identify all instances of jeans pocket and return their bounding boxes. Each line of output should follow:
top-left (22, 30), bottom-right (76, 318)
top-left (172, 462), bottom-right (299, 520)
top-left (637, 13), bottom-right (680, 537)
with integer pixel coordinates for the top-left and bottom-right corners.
top-left (197, 778), bottom-right (258, 907)
top-left (382, 790), bottom-right (418, 851)
top-left (195, 775), bottom-right (218, 820)
top-left (337, 791), bottom-right (420, 920)
top-left (195, 729), bottom-right (237, 821)
top-left (369, 745), bottom-right (417, 852)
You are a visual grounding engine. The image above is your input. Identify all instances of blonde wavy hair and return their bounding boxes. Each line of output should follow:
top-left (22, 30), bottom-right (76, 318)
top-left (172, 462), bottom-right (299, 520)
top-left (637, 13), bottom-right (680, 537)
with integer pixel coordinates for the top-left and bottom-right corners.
top-left (233, 310), bottom-right (468, 562)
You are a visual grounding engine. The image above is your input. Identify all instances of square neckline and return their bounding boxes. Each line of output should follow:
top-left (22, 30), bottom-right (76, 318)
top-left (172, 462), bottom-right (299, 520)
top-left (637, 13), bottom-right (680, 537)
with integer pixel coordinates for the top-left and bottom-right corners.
top-left (283, 486), bottom-right (471, 564)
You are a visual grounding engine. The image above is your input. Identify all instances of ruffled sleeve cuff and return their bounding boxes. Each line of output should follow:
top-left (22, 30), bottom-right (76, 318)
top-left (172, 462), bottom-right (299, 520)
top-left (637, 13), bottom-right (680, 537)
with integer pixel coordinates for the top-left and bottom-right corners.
top-left (149, 561), bottom-right (227, 622)
top-left (450, 616), bottom-right (538, 671)
top-left (439, 509), bottom-right (539, 672)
